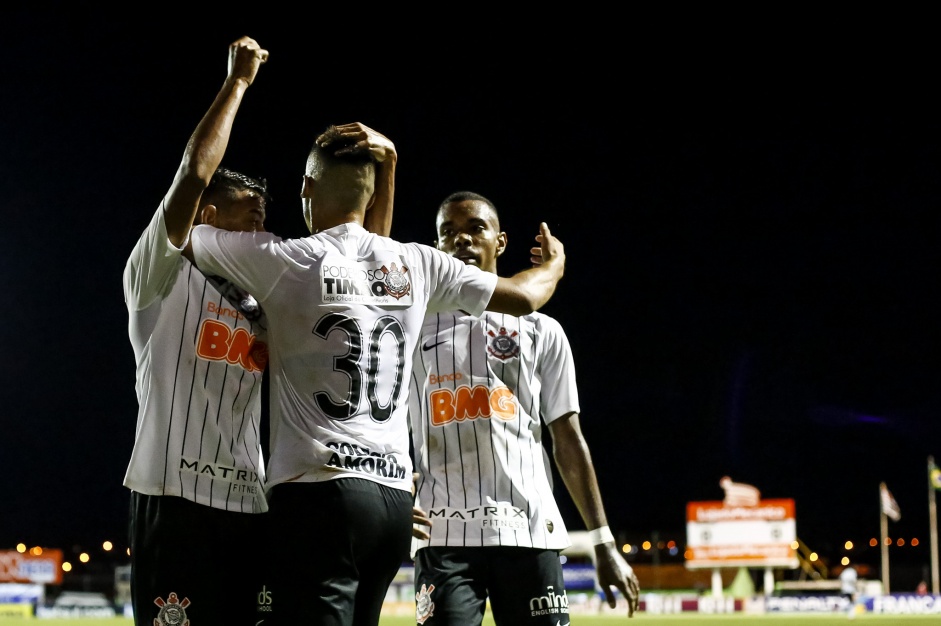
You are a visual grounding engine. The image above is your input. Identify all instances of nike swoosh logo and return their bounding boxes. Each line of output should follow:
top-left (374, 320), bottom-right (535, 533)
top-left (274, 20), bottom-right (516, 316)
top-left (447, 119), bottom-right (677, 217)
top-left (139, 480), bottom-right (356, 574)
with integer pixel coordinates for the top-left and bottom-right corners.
top-left (422, 340), bottom-right (445, 351)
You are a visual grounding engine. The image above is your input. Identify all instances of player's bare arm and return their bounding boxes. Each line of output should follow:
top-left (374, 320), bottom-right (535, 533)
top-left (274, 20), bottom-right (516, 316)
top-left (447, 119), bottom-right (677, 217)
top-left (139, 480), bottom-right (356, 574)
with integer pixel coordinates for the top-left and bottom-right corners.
top-left (317, 122), bottom-right (396, 237)
top-left (488, 222), bottom-right (565, 316)
top-left (163, 36), bottom-right (268, 248)
top-left (551, 413), bottom-right (640, 617)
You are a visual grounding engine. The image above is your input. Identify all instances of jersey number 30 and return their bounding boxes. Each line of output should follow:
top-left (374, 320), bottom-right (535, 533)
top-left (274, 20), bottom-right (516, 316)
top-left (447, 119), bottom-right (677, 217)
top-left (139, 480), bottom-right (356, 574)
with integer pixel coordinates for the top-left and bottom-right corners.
top-left (312, 312), bottom-right (406, 423)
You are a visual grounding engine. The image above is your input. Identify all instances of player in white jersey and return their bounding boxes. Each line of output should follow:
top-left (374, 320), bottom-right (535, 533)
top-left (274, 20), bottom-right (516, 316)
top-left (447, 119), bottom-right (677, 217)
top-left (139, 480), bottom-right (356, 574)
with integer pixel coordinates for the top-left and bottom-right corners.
top-left (122, 39), bottom-right (399, 626)
top-left (187, 125), bottom-right (566, 626)
top-left (122, 36), bottom-right (271, 626)
top-left (408, 192), bottom-right (640, 625)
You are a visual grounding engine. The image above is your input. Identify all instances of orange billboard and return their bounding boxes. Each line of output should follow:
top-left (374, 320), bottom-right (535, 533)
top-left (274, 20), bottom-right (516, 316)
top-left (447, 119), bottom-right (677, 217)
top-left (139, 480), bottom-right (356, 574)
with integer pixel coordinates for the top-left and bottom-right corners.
top-left (685, 499), bottom-right (798, 569)
top-left (0, 549), bottom-right (63, 585)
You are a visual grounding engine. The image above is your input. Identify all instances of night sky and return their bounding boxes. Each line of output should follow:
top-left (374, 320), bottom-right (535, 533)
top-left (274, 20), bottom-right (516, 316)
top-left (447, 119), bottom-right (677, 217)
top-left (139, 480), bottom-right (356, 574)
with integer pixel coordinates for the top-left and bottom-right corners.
top-left (4, 8), bottom-right (939, 580)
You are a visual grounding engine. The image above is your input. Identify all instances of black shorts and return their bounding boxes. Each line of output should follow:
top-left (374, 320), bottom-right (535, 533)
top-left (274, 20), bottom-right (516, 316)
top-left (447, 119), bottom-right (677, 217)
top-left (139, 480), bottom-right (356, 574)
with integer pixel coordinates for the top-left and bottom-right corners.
top-left (267, 478), bottom-right (413, 626)
top-left (414, 546), bottom-right (567, 626)
top-left (128, 492), bottom-right (270, 626)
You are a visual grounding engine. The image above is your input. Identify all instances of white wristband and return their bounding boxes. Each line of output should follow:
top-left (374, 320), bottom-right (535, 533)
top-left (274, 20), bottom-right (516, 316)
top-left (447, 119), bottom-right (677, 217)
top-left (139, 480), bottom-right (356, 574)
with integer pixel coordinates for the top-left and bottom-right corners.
top-left (588, 526), bottom-right (615, 546)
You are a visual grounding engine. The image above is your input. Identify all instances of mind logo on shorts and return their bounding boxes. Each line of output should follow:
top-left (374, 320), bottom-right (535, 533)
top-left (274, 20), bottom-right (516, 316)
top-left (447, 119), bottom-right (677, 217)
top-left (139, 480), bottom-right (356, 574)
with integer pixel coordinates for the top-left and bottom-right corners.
top-left (153, 592), bottom-right (190, 626)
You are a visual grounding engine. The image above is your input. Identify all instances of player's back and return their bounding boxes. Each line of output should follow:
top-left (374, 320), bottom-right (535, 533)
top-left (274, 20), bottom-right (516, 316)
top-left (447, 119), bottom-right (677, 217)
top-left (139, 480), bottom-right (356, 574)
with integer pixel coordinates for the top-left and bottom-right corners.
top-left (233, 223), bottom-right (497, 494)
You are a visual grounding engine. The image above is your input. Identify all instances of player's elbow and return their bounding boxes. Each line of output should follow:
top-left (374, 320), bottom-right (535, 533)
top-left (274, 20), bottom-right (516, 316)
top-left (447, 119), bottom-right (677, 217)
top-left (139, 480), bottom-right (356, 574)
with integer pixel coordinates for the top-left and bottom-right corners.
top-left (177, 159), bottom-right (216, 190)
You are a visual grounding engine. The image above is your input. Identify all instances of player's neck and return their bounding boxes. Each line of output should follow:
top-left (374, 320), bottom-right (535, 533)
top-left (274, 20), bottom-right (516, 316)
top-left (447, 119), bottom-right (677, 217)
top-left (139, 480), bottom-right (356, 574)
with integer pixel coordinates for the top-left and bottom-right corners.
top-left (310, 211), bottom-right (364, 233)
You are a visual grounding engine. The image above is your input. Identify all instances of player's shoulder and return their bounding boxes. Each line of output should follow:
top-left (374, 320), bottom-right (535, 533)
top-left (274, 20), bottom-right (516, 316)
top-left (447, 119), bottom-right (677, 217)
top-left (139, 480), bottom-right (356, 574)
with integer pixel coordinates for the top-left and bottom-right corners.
top-left (362, 232), bottom-right (427, 254)
top-left (527, 310), bottom-right (565, 331)
top-left (527, 312), bottom-right (574, 347)
top-left (382, 239), bottom-right (454, 275)
top-left (399, 239), bottom-right (442, 258)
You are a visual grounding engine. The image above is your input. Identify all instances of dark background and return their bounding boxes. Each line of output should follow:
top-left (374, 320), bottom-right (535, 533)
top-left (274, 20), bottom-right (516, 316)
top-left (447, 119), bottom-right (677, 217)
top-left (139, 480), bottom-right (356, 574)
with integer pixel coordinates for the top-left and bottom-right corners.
top-left (3, 8), bottom-right (939, 587)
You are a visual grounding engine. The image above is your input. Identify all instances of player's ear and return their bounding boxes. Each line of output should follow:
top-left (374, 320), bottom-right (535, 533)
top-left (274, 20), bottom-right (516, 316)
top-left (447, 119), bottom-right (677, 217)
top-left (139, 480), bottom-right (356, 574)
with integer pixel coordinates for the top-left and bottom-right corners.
top-left (201, 205), bottom-right (218, 226)
top-left (495, 231), bottom-right (507, 257)
top-left (301, 176), bottom-right (316, 234)
top-left (300, 175), bottom-right (314, 199)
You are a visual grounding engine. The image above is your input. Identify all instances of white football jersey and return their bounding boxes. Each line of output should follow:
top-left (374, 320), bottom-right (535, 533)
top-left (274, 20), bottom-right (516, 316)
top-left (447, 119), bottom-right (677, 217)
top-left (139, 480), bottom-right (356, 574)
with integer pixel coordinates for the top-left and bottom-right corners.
top-left (408, 310), bottom-right (580, 553)
top-left (190, 222), bottom-right (498, 494)
top-left (123, 205), bottom-right (269, 513)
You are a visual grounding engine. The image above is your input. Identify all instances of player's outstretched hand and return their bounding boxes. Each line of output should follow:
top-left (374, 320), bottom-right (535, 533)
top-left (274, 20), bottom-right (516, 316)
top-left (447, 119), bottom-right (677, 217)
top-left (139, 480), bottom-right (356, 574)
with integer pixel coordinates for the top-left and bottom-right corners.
top-left (595, 544), bottom-right (640, 617)
top-left (317, 122), bottom-right (397, 164)
top-left (227, 36), bottom-right (268, 86)
top-left (530, 222), bottom-right (565, 270)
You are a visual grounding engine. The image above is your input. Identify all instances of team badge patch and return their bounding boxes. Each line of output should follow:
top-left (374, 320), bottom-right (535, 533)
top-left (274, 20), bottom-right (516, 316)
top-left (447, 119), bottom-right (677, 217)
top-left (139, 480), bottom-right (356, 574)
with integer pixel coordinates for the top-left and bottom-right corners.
top-left (415, 583), bottom-right (435, 624)
top-left (487, 327), bottom-right (520, 360)
top-left (153, 592), bottom-right (190, 626)
top-left (320, 255), bottom-right (414, 305)
top-left (379, 262), bottom-right (411, 299)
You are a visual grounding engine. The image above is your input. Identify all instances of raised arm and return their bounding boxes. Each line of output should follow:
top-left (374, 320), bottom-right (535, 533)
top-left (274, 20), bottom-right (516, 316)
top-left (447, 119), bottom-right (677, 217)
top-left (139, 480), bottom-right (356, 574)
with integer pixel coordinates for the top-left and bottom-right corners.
top-left (550, 414), bottom-right (640, 617)
top-left (316, 122), bottom-right (396, 236)
top-left (487, 222), bottom-right (565, 315)
top-left (164, 36), bottom-right (268, 247)
top-left (364, 128), bottom-right (395, 237)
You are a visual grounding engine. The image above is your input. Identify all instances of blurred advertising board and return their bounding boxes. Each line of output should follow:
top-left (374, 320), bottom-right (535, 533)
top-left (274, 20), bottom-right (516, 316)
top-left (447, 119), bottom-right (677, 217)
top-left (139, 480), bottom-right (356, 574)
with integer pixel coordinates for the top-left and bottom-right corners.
top-left (0, 549), bottom-right (63, 585)
top-left (686, 499), bottom-right (798, 569)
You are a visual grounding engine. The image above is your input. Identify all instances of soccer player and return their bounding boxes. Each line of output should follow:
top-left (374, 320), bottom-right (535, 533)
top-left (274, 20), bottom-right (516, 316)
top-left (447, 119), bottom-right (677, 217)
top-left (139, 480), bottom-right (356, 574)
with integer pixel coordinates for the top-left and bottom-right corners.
top-left (408, 191), bottom-right (640, 625)
top-left (123, 38), bottom-right (396, 626)
top-left (122, 36), bottom-right (271, 626)
top-left (840, 564), bottom-right (858, 620)
top-left (186, 125), bottom-right (566, 626)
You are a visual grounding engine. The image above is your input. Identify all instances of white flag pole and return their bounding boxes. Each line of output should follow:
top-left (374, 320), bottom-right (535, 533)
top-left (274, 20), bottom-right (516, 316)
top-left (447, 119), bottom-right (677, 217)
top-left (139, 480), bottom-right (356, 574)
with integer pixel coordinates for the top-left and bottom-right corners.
top-left (880, 481), bottom-right (890, 594)
top-left (929, 456), bottom-right (939, 595)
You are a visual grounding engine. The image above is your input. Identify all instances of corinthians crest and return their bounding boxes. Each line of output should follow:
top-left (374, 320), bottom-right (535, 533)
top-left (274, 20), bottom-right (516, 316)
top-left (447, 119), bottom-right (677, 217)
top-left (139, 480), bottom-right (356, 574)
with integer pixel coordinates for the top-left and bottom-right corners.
top-left (487, 327), bottom-right (520, 360)
top-left (415, 583), bottom-right (435, 624)
top-left (379, 262), bottom-right (411, 299)
top-left (153, 592), bottom-right (190, 626)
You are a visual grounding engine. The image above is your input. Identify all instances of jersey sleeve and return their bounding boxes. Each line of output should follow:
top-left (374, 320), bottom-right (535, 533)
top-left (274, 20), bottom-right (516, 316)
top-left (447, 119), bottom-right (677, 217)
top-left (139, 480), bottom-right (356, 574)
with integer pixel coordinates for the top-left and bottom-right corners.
top-left (421, 245), bottom-right (498, 316)
top-left (190, 225), bottom-right (285, 301)
top-left (123, 202), bottom-right (184, 311)
top-left (537, 315), bottom-right (581, 424)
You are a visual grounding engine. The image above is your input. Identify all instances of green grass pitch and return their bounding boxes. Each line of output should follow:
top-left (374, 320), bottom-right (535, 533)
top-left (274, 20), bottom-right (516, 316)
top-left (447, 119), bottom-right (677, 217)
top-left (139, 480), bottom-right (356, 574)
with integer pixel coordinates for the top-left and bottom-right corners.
top-left (2, 615), bottom-right (941, 625)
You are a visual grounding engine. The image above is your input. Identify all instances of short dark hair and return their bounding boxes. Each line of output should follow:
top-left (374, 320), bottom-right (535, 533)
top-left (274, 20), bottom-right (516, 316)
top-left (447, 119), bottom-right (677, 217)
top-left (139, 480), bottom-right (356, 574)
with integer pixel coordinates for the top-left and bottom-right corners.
top-left (306, 125), bottom-right (377, 178)
top-left (204, 166), bottom-right (272, 207)
top-left (439, 191), bottom-right (498, 216)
